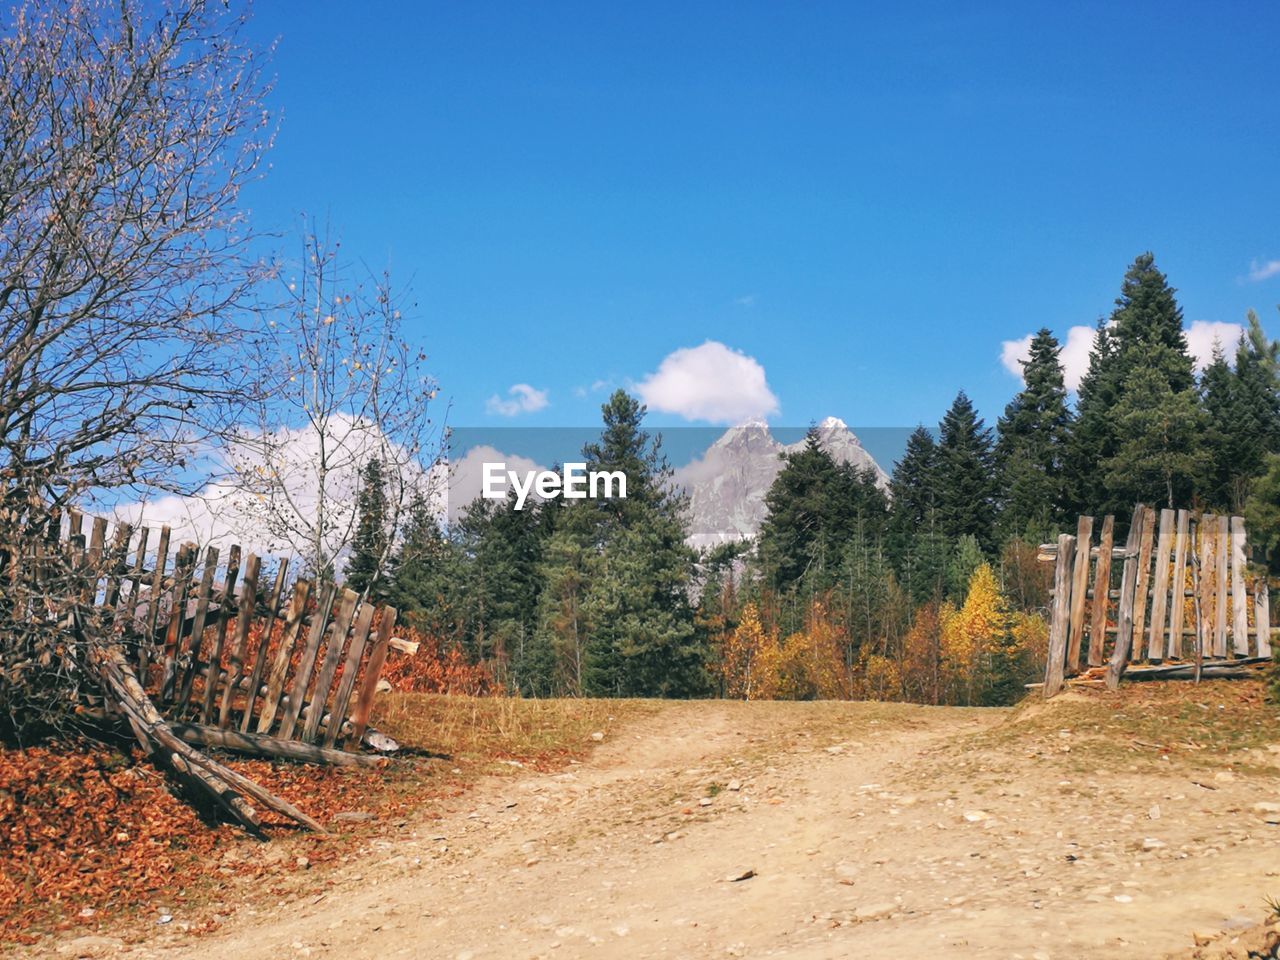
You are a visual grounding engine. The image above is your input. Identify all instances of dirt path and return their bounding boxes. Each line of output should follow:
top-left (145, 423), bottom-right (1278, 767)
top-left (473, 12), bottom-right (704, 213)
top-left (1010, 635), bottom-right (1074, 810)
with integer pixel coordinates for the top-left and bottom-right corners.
top-left (57, 697), bottom-right (1280, 959)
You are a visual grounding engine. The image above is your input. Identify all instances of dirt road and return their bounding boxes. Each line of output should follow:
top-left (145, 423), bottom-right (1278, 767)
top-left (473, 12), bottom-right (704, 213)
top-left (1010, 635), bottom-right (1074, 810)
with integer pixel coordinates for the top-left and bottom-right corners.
top-left (56, 694), bottom-right (1280, 959)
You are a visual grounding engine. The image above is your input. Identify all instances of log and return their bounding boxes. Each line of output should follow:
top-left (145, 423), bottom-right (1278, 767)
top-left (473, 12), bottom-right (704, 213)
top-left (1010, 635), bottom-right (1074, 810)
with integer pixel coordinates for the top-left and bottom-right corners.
top-left (73, 612), bottom-right (325, 833)
top-left (170, 722), bottom-right (387, 767)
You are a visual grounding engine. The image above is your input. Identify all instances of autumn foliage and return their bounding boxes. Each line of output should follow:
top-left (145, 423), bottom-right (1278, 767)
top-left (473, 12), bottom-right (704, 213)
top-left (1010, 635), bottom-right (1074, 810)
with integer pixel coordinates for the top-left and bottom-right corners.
top-left (718, 565), bottom-right (1045, 705)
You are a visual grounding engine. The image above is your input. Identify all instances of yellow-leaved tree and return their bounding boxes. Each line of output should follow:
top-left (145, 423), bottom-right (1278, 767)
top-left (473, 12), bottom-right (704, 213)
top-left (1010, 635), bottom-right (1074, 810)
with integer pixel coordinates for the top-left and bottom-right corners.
top-left (720, 602), bottom-right (781, 700)
top-left (940, 563), bottom-right (1008, 705)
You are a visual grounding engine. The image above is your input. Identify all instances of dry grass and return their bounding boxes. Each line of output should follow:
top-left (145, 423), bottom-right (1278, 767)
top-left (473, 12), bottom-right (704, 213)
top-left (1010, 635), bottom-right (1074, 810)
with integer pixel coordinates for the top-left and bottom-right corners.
top-left (960, 679), bottom-right (1280, 775)
top-left (373, 693), bottom-right (660, 770)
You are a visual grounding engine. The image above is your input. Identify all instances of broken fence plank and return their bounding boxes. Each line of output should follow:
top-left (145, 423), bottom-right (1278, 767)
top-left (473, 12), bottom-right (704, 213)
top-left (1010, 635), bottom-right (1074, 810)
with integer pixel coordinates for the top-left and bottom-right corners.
top-left (1066, 515), bottom-right (1094, 674)
top-left (301, 587), bottom-right (360, 744)
top-left (350, 606), bottom-right (398, 745)
top-left (240, 558), bottom-right (290, 733)
top-left (1087, 515), bottom-right (1115, 667)
top-left (1107, 504), bottom-right (1147, 691)
top-left (1130, 506), bottom-right (1156, 663)
top-left (1256, 582), bottom-right (1273, 659)
top-left (218, 554), bottom-right (261, 729)
top-left (1167, 510), bottom-right (1190, 660)
top-left (324, 601), bottom-right (377, 750)
top-left (1147, 508), bottom-right (1175, 661)
top-left (1044, 534), bottom-right (1075, 698)
top-left (278, 581), bottom-right (339, 741)
top-left (256, 578), bottom-right (312, 735)
top-left (200, 545), bottom-right (242, 724)
top-left (1230, 516), bottom-right (1249, 657)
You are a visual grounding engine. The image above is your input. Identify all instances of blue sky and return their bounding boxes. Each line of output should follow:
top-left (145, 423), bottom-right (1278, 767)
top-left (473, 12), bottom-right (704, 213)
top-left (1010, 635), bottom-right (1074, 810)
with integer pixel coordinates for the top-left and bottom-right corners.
top-left (240, 1), bottom-right (1280, 439)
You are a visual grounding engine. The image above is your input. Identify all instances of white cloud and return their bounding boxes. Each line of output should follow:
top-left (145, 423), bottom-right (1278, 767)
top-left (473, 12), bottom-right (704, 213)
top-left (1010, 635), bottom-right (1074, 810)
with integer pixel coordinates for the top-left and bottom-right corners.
top-left (999, 334), bottom-right (1034, 380)
top-left (486, 383), bottom-right (549, 416)
top-left (1060, 325), bottom-right (1098, 391)
top-left (445, 445), bottom-right (545, 521)
top-left (1001, 319), bottom-right (1245, 392)
top-left (1247, 259), bottom-right (1280, 283)
top-left (1184, 319), bottom-right (1244, 370)
top-left (112, 413), bottom-right (438, 567)
top-left (999, 325), bottom-right (1099, 392)
top-left (636, 341), bottom-right (780, 423)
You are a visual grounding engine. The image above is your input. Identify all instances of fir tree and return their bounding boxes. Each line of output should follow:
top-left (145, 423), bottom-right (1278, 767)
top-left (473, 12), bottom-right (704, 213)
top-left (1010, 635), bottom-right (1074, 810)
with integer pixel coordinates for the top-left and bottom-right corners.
top-left (1065, 318), bottom-right (1120, 514)
top-left (887, 426), bottom-right (948, 604)
top-left (996, 328), bottom-right (1071, 541)
top-left (1204, 335), bottom-right (1280, 512)
top-left (935, 392), bottom-right (997, 550)
top-left (577, 391), bottom-right (704, 697)
top-left (345, 458), bottom-right (391, 598)
top-left (1105, 366), bottom-right (1208, 509)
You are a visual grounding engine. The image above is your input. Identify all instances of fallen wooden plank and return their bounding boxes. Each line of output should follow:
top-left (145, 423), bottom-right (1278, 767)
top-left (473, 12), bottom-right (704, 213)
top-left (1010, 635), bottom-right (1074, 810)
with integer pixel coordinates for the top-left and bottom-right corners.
top-left (170, 722), bottom-right (388, 767)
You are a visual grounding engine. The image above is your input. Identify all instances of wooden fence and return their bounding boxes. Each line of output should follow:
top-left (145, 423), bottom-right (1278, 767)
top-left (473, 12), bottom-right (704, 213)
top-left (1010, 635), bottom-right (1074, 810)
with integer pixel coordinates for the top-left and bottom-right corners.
top-left (1040, 504), bottom-right (1274, 698)
top-left (46, 508), bottom-right (398, 761)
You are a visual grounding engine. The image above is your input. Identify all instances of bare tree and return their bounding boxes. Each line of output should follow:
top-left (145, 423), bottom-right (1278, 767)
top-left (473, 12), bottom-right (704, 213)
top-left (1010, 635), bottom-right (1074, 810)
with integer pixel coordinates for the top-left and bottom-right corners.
top-left (0, 0), bottom-right (271, 738)
top-left (226, 231), bottom-right (444, 582)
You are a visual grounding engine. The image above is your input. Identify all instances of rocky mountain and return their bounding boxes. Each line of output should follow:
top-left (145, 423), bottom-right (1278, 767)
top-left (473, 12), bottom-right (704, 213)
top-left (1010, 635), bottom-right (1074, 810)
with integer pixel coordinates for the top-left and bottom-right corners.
top-left (675, 417), bottom-right (889, 550)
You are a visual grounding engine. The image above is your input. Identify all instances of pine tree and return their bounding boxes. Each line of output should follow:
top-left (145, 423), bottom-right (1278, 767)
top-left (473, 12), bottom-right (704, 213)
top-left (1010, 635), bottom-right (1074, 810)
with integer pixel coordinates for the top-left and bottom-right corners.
top-left (758, 427), bottom-right (890, 598)
top-left (935, 392), bottom-right (997, 550)
top-left (387, 493), bottom-right (468, 643)
top-left (887, 426), bottom-right (948, 604)
top-left (996, 328), bottom-right (1071, 541)
top-left (1204, 336), bottom-right (1280, 512)
top-left (1105, 365), bottom-right (1208, 509)
top-left (577, 391), bottom-right (704, 697)
top-left (1110, 253), bottom-right (1195, 393)
top-left (1065, 319), bottom-right (1120, 514)
top-left (345, 458), bottom-right (391, 598)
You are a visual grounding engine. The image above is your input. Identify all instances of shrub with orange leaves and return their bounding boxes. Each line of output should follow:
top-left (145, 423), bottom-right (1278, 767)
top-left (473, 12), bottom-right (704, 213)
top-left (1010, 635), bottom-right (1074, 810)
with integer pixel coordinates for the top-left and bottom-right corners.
top-left (774, 601), bottom-right (849, 700)
top-left (380, 625), bottom-right (496, 696)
